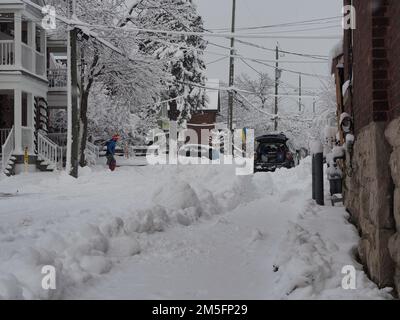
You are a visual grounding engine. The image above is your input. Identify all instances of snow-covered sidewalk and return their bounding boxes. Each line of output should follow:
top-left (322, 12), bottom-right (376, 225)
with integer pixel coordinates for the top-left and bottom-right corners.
top-left (0, 159), bottom-right (392, 299)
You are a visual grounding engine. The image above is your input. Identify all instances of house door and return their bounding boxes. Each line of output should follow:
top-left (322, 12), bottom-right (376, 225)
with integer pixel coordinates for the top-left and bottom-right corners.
top-left (0, 91), bottom-right (14, 129)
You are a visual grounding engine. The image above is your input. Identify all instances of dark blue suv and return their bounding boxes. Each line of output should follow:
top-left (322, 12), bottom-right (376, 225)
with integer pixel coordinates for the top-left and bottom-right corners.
top-left (254, 134), bottom-right (295, 172)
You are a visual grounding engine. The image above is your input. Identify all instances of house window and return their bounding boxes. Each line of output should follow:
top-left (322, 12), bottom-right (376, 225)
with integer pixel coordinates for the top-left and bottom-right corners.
top-left (0, 13), bottom-right (14, 40)
top-left (0, 91), bottom-right (14, 129)
top-left (21, 92), bottom-right (28, 127)
top-left (22, 21), bottom-right (28, 44)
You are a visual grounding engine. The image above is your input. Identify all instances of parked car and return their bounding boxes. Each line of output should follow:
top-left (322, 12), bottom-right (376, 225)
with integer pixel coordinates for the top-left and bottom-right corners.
top-left (254, 133), bottom-right (295, 172)
top-left (178, 144), bottom-right (220, 161)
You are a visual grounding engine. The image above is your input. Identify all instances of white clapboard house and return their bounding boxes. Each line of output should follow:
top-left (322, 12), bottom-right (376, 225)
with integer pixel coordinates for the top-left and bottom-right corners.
top-left (0, 0), bottom-right (98, 176)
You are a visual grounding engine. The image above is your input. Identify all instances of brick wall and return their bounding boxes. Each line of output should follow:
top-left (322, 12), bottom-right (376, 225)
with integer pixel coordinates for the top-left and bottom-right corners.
top-left (351, 0), bottom-right (400, 132)
top-left (342, 0), bottom-right (400, 294)
top-left (388, 1), bottom-right (400, 120)
top-left (352, 1), bottom-right (374, 134)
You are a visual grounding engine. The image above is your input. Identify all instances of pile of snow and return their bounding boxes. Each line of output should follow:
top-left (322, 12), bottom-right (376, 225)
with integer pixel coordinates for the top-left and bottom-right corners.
top-left (0, 164), bottom-right (259, 299)
top-left (0, 160), bottom-right (393, 300)
top-left (272, 203), bottom-right (392, 300)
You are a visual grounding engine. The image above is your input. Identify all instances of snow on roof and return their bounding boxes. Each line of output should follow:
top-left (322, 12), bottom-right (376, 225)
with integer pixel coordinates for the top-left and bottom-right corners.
top-left (330, 40), bottom-right (344, 60)
top-left (203, 79), bottom-right (220, 111)
top-left (329, 39), bottom-right (344, 72)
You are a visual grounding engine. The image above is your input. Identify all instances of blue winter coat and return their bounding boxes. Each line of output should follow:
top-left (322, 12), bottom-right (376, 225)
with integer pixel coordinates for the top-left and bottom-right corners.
top-left (106, 139), bottom-right (117, 155)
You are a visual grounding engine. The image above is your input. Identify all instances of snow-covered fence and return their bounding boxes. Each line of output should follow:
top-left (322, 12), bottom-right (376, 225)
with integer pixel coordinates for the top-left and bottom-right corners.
top-left (130, 146), bottom-right (150, 157)
top-left (37, 132), bottom-right (63, 169)
top-left (85, 141), bottom-right (100, 166)
top-left (1, 127), bottom-right (14, 172)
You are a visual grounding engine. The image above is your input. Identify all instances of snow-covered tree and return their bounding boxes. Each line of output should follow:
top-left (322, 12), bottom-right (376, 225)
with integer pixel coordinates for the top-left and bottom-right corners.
top-left (235, 72), bottom-right (274, 109)
top-left (131, 0), bottom-right (208, 123)
top-left (217, 72), bottom-right (275, 135)
top-left (48, 0), bottom-right (167, 165)
top-left (87, 84), bottom-right (157, 145)
top-left (218, 73), bottom-right (337, 152)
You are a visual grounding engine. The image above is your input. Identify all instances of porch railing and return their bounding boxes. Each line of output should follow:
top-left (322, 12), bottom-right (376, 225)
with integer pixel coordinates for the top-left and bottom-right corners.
top-left (37, 132), bottom-right (63, 170)
top-left (21, 43), bottom-right (33, 71)
top-left (47, 132), bottom-right (67, 146)
top-left (0, 128), bottom-right (12, 149)
top-left (35, 51), bottom-right (45, 76)
top-left (0, 40), bottom-right (14, 66)
top-left (48, 68), bottom-right (68, 88)
top-left (1, 127), bottom-right (15, 172)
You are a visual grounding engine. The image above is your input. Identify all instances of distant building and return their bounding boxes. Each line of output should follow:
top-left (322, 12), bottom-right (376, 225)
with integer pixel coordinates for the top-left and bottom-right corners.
top-left (187, 79), bottom-right (221, 143)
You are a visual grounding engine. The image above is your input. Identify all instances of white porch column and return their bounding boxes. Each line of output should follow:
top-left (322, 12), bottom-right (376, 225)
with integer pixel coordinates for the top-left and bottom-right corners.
top-left (14, 11), bottom-right (22, 68)
top-left (28, 21), bottom-right (36, 72)
top-left (14, 88), bottom-right (22, 153)
top-left (27, 93), bottom-right (35, 154)
top-left (40, 28), bottom-right (46, 76)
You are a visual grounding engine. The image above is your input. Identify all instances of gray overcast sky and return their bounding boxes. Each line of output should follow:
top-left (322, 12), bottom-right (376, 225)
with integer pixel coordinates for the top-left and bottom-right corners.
top-left (194, 0), bottom-right (342, 111)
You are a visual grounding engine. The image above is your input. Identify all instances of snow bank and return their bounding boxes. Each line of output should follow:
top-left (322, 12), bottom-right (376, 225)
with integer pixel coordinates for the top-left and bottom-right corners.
top-left (0, 165), bottom-right (260, 299)
top-left (0, 160), bottom-right (391, 300)
top-left (272, 203), bottom-right (392, 300)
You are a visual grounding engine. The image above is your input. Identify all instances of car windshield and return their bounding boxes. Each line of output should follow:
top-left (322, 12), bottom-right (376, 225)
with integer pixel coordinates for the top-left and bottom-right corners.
top-left (259, 142), bottom-right (287, 154)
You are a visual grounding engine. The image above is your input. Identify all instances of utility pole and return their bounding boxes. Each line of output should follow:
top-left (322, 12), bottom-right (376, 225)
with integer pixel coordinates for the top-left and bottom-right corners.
top-left (228, 0), bottom-right (236, 132)
top-left (313, 98), bottom-right (316, 114)
top-left (298, 73), bottom-right (302, 112)
top-left (67, 0), bottom-right (79, 178)
top-left (66, 0), bottom-right (72, 174)
top-left (274, 43), bottom-right (279, 131)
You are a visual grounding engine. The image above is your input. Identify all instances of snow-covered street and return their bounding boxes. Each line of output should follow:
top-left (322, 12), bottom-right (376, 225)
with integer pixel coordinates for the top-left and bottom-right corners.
top-left (0, 160), bottom-right (392, 300)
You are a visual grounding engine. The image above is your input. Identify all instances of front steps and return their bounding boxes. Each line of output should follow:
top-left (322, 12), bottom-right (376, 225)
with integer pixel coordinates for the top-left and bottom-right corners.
top-left (3, 156), bottom-right (16, 177)
top-left (2, 155), bottom-right (57, 176)
top-left (36, 157), bottom-right (57, 172)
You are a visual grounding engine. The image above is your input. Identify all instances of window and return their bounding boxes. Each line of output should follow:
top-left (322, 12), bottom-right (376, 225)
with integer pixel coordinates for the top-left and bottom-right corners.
top-left (0, 13), bottom-right (14, 40)
top-left (21, 21), bottom-right (28, 44)
top-left (35, 28), bottom-right (41, 52)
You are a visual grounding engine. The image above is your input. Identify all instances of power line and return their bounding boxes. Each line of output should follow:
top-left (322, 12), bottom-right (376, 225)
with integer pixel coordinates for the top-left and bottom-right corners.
top-left (67, 18), bottom-right (341, 40)
top-left (230, 24), bottom-right (341, 35)
top-left (234, 38), bottom-right (329, 60)
top-left (209, 16), bottom-right (342, 32)
top-left (206, 56), bottom-right (228, 66)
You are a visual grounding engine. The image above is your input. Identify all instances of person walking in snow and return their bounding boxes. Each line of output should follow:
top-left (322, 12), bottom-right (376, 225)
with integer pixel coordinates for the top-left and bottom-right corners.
top-left (106, 134), bottom-right (120, 171)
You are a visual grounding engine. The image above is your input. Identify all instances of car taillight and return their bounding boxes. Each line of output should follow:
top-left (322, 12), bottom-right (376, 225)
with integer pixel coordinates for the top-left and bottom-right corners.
top-left (286, 152), bottom-right (293, 161)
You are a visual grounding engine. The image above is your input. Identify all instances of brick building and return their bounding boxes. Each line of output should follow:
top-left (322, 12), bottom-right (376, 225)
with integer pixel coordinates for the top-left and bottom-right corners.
top-left (332, 0), bottom-right (400, 295)
top-left (187, 79), bottom-right (221, 141)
